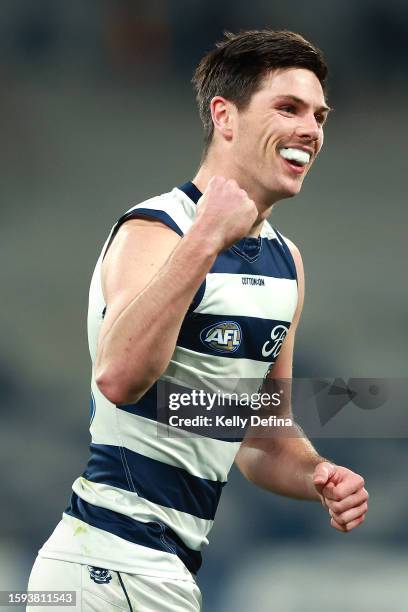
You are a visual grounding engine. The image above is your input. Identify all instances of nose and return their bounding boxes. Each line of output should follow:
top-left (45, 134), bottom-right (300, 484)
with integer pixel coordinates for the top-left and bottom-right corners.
top-left (295, 114), bottom-right (320, 142)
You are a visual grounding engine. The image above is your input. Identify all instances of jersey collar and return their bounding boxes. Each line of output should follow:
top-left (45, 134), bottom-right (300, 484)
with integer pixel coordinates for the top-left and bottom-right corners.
top-left (178, 181), bottom-right (202, 204)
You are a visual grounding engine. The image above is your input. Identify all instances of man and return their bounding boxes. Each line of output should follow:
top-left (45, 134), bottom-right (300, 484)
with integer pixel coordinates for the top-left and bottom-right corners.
top-left (28, 30), bottom-right (369, 611)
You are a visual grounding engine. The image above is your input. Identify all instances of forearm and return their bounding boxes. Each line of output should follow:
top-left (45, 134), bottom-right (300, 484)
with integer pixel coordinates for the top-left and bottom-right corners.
top-left (238, 426), bottom-right (330, 501)
top-left (96, 226), bottom-right (217, 402)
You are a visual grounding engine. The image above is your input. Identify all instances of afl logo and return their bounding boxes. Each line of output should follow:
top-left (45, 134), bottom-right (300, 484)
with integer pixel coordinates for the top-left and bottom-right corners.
top-left (200, 321), bottom-right (242, 354)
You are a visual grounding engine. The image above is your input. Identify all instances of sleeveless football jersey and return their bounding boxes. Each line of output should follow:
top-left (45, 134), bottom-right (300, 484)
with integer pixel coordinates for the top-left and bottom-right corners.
top-left (39, 182), bottom-right (298, 580)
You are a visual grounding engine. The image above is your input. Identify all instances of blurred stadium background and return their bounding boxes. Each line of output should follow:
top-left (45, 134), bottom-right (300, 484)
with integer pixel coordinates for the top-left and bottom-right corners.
top-left (1, 1), bottom-right (407, 610)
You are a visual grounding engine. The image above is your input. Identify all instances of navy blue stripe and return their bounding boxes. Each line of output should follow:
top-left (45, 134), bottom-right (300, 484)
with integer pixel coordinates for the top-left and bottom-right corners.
top-left (103, 206), bottom-right (184, 261)
top-left (83, 442), bottom-right (224, 521)
top-left (117, 383), bottom-right (158, 419)
top-left (178, 313), bottom-right (290, 363)
top-left (232, 236), bottom-right (262, 261)
top-left (209, 240), bottom-right (296, 279)
top-left (119, 208), bottom-right (184, 237)
top-left (65, 493), bottom-right (202, 574)
top-left (178, 181), bottom-right (202, 204)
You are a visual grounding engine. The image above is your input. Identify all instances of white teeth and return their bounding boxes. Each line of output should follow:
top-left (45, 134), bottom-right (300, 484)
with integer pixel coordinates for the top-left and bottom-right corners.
top-left (279, 147), bottom-right (310, 165)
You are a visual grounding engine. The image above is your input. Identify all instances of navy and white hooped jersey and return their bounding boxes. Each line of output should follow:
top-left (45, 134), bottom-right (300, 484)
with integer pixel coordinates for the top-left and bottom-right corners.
top-left (39, 181), bottom-right (298, 580)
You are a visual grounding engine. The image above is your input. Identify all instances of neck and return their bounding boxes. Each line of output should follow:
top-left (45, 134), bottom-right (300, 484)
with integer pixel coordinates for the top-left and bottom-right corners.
top-left (192, 150), bottom-right (279, 238)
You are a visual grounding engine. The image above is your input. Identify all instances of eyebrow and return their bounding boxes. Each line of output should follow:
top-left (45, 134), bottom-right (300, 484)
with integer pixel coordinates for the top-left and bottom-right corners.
top-left (274, 94), bottom-right (332, 114)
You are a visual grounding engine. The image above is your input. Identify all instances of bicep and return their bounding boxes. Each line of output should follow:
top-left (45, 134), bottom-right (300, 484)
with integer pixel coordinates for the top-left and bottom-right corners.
top-left (97, 217), bottom-right (182, 349)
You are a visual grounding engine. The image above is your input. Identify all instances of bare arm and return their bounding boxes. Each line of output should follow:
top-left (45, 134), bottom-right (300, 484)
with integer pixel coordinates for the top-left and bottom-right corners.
top-left (235, 240), bottom-right (368, 531)
top-left (95, 177), bottom-right (258, 404)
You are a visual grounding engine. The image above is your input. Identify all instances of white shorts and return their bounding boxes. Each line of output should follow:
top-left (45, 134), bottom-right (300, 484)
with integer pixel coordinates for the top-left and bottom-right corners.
top-left (27, 556), bottom-right (202, 612)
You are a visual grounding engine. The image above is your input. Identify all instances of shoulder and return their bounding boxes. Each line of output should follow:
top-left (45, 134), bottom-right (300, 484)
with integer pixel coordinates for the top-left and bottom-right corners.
top-left (100, 190), bottom-right (185, 277)
top-left (115, 187), bottom-right (197, 238)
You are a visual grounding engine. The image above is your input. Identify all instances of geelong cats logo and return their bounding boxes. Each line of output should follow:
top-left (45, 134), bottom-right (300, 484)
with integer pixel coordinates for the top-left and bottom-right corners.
top-left (200, 321), bottom-right (242, 353)
top-left (262, 325), bottom-right (288, 359)
top-left (88, 566), bottom-right (112, 584)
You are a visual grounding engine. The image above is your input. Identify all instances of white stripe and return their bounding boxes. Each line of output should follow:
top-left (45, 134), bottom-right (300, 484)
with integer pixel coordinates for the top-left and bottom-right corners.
top-left (90, 384), bottom-right (239, 483)
top-left (90, 377), bottom-right (120, 437)
top-left (163, 347), bottom-right (275, 409)
top-left (195, 273), bottom-right (297, 321)
top-left (113, 411), bottom-right (239, 483)
top-left (165, 346), bottom-right (272, 384)
top-left (39, 515), bottom-right (195, 580)
top-left (72, 477), bottom-right (212, 552)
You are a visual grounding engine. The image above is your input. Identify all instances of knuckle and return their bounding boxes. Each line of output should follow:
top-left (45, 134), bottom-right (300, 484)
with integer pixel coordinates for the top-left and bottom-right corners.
top-left (358, 492), bottom-right (368, 505)
top-left (335, 514), bottom-right (346, 525)
top-left (331, 500), bottom-right (343, 513)
top-left (328, 489), bottom-right (342, 502)
top-left (347, 515), bottom-right (365, 532)
top-left (358, 477), bottom-right (365, 488)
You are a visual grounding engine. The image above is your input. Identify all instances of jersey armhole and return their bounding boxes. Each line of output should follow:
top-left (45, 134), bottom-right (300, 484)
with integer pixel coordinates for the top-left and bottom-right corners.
top-left (273, 228), bottom-right (298, 283)
top-left (102, 208), bottom-right (184, 262)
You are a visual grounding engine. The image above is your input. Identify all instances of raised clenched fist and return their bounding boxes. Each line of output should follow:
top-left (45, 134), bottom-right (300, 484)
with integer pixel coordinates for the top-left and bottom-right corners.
top-left (193, 176), bottom-right (258, 252)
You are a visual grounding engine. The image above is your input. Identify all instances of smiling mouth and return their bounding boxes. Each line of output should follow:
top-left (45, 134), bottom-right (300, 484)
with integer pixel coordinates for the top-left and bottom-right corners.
top-left (279, 147), bottom-right (311, 165)
top-left (278, 147), bottom-right (311, 174)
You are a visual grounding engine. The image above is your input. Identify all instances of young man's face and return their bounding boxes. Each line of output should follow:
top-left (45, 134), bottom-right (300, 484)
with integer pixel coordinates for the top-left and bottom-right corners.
top-left (232, 67), bottom-right (329, 201)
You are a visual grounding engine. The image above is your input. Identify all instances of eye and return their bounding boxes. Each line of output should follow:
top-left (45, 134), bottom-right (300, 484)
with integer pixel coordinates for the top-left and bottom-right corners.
top-left (315, 113), bottom-right (326, 125)
top-left (279, 105), bottom-right (296, 115)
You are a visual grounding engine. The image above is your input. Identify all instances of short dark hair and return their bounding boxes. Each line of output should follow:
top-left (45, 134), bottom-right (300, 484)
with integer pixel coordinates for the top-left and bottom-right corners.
top-left (192, 29), bottom-right (328, 157)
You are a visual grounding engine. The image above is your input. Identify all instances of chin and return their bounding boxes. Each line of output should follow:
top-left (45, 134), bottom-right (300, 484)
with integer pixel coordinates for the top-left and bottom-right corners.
top-left (273, 180), bottom-right (303, 200)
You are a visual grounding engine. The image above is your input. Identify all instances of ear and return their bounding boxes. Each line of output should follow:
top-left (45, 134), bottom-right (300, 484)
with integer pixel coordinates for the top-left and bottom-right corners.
top-left (210, 96), bottom-right (234, 142)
